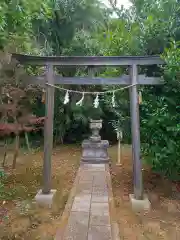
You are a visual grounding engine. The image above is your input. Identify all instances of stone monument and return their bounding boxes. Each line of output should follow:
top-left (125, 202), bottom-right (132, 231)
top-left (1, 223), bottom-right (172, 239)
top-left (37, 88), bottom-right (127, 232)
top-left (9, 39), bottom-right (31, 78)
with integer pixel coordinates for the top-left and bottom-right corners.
top-left (81, 119), bottom-right (109, 163)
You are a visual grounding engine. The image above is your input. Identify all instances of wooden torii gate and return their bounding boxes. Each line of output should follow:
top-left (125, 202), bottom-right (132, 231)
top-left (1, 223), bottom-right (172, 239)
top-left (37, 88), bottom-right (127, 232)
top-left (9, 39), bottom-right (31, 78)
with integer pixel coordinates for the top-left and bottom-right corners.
top-left (13, 54), bottom-right (164, 207)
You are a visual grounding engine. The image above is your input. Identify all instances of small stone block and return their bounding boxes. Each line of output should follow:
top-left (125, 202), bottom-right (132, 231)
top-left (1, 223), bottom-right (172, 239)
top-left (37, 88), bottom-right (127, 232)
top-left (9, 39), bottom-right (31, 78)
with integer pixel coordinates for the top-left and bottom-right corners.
top-left (92, 187), bottom-right (108, 195)
top-left (78, 182), bottom-right (93, 190)
top-left (92, 163), bottom-right (105, 167)
top-left (72, 199), bottom-right (91, 212)
top-left (90, 164), bottom-right (106, 170)
top-left (35, 189), bottom-right (57, 208)
top-left (88, 226), bottom-right (112, 240)
top-left (79, 175), bottom-right (94, 182)
top-left (91, 202), bottom-right (109, 216)
top-left (93, 171), bottom-right (106, 176)
top-left (64, 211), bottom-right (89, 240)
top-left (74, 193), bottom-right (91, 202)
top-left (81, 164), bottom-right (106, 171)
top-left (92, 195), bottom-right (108, 203)
top-left (129, 194), bottom-right (151, 212)
top-left (90, 214), bottom-right (110, 226)
top-left (93, 181), bottom-right (107, 188)
top-left (93, 175), bottom-right (107, 185)
top-left (76, 188), bottom-right (92, 195)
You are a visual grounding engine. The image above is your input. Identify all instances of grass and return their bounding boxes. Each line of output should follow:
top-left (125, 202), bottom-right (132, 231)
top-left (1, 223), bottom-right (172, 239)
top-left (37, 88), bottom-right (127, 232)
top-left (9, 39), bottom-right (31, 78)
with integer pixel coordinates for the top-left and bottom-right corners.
top-left (109, 145), bottom-right (180, 240)
top-left (0, 145), bottom-right (80, 240)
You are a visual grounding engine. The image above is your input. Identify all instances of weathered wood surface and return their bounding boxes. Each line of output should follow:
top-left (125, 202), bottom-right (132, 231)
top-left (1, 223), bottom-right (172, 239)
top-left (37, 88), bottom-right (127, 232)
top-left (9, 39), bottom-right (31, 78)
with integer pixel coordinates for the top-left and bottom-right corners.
top-left (42, 64), bottom-right (55, 194)
top-left (24, 75), bottom-right (163, 85)
top-left (129, 64), bottom-right (143, 200)
top-left (12, 53), bottom-right (164, 66)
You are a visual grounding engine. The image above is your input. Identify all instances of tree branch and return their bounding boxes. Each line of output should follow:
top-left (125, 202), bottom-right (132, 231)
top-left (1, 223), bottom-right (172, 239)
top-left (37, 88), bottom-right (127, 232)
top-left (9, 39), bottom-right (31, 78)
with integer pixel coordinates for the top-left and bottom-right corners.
top-left (108, 0), bottom-right (122, 18)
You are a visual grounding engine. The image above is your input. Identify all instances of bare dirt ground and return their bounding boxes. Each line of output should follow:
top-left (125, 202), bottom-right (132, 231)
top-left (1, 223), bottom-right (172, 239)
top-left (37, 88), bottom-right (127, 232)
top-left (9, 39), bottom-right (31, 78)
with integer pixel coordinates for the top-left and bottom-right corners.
top-left (0, 144), bottom-right (180, 240)
top-left (0, 145), bottom-right (80, 240)
top-left (109, 145), bottom-right (180, 240)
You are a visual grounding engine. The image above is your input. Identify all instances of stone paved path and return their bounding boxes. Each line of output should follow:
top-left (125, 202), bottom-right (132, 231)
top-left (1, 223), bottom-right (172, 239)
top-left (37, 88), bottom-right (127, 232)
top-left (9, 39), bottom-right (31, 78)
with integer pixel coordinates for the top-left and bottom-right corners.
top-left (56, 163), bottom-right (119, 240)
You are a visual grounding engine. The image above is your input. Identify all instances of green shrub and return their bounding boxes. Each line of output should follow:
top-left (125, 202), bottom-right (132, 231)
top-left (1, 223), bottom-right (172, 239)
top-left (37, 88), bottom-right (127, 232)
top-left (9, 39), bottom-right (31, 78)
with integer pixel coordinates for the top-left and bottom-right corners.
top-left (141, 41), bottom-right (180, 180)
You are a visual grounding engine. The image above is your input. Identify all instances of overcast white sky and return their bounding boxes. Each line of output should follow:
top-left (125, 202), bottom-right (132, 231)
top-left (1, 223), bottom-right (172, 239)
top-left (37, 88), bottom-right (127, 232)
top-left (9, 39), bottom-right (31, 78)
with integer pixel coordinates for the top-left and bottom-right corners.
top-left (103, 0), bottom-right (131, 9)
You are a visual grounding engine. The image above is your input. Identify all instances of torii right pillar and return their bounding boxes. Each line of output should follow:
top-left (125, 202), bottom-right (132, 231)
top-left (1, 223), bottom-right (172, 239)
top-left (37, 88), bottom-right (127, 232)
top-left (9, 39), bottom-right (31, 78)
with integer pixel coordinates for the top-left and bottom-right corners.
top-left (129, 64), bottom-right (151, 211)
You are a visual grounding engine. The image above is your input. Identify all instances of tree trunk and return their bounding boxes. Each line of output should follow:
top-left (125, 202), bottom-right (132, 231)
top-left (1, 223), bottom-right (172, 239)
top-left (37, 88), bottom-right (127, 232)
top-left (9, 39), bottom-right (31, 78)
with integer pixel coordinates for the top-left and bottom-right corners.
top-left (12, 135), bottom-right (19, 169)
top-left (25, 132), bottom-right (31, 152)
top-left (2, 139), bottom-right (8, 167)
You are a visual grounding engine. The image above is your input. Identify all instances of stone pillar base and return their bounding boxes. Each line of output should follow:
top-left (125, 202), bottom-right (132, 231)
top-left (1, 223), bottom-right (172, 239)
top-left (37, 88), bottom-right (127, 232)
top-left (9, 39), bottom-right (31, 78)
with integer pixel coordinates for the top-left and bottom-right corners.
top-left (35, 189), bottom-right (57, 208)
top-left (81, 139), bottom-right (109, 164)
top-left (129, 194), bottom-right (151, 212)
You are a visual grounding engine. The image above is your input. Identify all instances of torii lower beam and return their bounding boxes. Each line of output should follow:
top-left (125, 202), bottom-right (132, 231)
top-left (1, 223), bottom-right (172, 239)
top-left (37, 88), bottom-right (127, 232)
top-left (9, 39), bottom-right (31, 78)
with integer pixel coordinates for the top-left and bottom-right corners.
top-left (25, 75), bottom-right (163, 85)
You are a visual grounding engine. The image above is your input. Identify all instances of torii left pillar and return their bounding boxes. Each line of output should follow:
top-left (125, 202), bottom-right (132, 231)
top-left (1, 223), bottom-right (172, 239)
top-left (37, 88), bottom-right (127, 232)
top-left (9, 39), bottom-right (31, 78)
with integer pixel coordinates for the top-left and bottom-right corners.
top-left (35, 64), bottom-right (57, 208)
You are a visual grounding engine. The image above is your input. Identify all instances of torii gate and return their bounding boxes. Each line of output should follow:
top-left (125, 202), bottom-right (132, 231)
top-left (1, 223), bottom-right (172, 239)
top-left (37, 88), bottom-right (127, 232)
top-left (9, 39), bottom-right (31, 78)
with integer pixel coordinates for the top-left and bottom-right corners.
top-left (13, 54), bottom-right (164, 208)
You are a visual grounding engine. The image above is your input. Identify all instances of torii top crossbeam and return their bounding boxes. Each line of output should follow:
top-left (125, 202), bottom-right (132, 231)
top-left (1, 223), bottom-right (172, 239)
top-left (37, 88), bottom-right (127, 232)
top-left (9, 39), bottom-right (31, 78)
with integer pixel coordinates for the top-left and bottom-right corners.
top-left (12, 54), bottom-right (164, 86)
top-left (12, 54), bottom-right (164, 66)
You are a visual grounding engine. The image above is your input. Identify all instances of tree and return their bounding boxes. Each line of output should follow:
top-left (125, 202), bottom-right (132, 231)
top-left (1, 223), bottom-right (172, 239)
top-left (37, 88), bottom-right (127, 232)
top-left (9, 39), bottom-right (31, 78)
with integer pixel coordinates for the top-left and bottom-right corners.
top-left (0, 0), bottom-right (52, 52)
top-left (0, 51), bottom-right (45, 168)
top-left (30, 0), bottom-right (111, 143)
top-left (33, 0), bottom-right (107, 55)
top-left (140, 42), bottom-right (180, 179)
top-left (101, 0), bottom-right (180, 179)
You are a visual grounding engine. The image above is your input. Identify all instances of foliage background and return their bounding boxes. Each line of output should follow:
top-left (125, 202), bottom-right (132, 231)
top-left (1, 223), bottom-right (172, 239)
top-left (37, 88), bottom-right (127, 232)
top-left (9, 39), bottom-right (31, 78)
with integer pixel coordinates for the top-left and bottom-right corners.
top-left (0, 0), bottom-right (180, 179)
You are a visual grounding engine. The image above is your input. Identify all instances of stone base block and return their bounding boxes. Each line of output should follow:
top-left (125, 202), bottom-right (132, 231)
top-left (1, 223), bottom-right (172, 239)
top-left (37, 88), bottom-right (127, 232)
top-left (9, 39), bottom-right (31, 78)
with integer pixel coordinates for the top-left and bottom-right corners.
top-left (116, 163), bottom-right (122, 166)
top-left (81, 139), bottom-right (109, 164)
top-left (35, 189), bottom-right (57, 208)
top-left (129, 194), bottom-right (151, 212)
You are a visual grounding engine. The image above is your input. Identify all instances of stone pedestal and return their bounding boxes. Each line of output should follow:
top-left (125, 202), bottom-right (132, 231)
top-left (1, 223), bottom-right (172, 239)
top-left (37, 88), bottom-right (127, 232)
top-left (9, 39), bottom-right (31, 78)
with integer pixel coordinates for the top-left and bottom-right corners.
top-left (81, 120), bottom-right (109, 164)
top-left (35, 189), bottom-right (57, 208)
top-left (129, 194), bottom-right (151, 212)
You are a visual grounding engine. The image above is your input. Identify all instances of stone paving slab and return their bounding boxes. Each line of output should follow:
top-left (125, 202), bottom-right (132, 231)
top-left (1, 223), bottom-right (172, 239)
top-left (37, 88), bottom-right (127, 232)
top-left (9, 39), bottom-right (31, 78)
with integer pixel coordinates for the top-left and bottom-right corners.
top-left (88, 226), bottom-right (112, 240)
top-left (90, 214), bottom-right (110, 226)
top-left (63, 211), bottom-right (89, 240)
top-left (92, 195), bottom-right (109, 203)
top-left (72, 200), bottom-right (91, 212)
top-left (55, 163), bottom-right (120, 240)
top-left (76, 182), bottom-right (93, 193)
top-left (91, 202), bottom-right (109, 216)
top-left (93, 178), bottom-right (107, 187)
top-left (92, 187), bottom-right (108, 195)
top-left (79, 176), bottom-right (94, 182)
top-left (74, 193), bottom-right (91, 202)
top-left (80, 164), bottom-right (106, 172)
